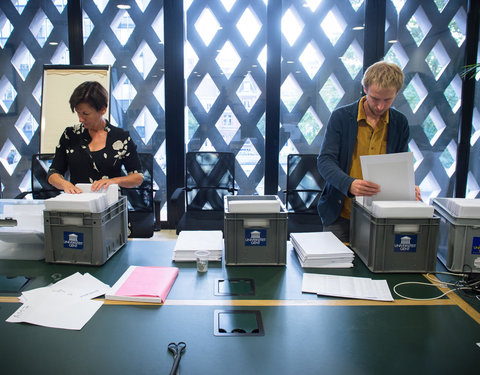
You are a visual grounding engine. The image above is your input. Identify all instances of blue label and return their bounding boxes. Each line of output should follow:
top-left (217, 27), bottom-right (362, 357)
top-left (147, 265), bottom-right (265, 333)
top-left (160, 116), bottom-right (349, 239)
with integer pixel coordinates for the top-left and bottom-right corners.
top-left (472, 237), bottom-right (480, 255)
top-left (394, 234), bottom-right (417, 253)
top-left (245, 229), bottom-right (267, 246)
top-left (63, 232), bottom-right (84, 250)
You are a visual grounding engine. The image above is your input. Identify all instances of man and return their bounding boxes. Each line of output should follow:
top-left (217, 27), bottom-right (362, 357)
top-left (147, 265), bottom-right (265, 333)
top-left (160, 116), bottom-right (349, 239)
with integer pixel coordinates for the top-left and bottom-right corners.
top-left (317, 61), bottom-right (420, 242)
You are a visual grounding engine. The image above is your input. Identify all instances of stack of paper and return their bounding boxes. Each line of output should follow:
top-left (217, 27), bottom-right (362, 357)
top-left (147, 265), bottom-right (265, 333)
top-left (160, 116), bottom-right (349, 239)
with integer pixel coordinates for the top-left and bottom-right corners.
top-left (444, 198), bottom-right (480, 218)
top-left (173, 230), bottom-right (223, 262)
top-left (291, 232), bottom-right (354, 268)
top-left (106, 266), bottom-right (179, 303)
top-left (370, 201), bottom-right (434, 218)
top-left (302, 273), bottom-right (393, 301)
top-left (6, 272), bottom-right (109, 330)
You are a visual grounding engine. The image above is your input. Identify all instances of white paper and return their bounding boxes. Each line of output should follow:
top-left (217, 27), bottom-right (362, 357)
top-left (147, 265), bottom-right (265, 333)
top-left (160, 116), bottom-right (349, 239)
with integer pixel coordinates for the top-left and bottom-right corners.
top-left (302, 273), bottom-right (393, 301)
top-left (7, 273), bottom-right (108, 330)
top-left (360, 152), bottom-right (415, 203)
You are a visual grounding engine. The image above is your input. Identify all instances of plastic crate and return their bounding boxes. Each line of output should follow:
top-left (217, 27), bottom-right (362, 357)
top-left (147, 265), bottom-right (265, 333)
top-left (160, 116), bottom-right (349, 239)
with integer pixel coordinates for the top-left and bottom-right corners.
top-left (44, 196), bottom-right (128, 265)
top-left (350, 200), bottom-right (439, 273)
top-left (224, 195), bottom-right (287, 266)
top-left (433, 198), bottom-right (480, 273)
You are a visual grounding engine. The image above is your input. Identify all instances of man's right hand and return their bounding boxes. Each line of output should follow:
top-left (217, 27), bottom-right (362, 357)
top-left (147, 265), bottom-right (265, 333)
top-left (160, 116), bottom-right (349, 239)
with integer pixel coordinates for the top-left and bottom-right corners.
top-left (349, 179), bottom-right (380, 196)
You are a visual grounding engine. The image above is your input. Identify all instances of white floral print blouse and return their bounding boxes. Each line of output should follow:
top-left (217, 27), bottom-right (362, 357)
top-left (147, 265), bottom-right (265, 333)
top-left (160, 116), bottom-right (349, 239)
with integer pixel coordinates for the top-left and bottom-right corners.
top-left (48, 122), bottom-right (143, 185)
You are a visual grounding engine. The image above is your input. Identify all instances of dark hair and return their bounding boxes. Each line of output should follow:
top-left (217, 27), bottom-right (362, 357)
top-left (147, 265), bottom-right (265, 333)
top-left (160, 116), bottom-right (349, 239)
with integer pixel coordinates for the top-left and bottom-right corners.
top-left (69, 81), bottom-right (108, 112)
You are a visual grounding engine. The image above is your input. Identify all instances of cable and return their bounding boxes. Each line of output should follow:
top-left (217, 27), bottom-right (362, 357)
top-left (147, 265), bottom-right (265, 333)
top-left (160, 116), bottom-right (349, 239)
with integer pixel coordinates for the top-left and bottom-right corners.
top-left (393, 281), bottom-right (472, 301)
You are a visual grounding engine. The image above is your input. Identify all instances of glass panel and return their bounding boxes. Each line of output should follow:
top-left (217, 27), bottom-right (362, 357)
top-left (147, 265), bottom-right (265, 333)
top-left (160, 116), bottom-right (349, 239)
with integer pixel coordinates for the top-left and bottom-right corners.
top-left (83, 0), bottom-right (166, 218)
top-left (0, 0), bottom-right (68, 198)
top-left (385, 0), bottom-right (467, 203)
top-left (185, 0), bottom-right (267, 195)
top-left (467, 35), bottom-right (480, 198)
top-left (280, 0), bottom-right (365, 193)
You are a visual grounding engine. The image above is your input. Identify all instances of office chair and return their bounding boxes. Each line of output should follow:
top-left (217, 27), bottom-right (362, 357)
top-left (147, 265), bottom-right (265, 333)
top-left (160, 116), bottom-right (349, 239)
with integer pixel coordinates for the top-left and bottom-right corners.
top-left (170, 151), bottom-right (236, 234)
top-left (284, 154), bottom-right (325, 237)
top-left (15, 154), bottom-right (62, 199)
top-left (120, 152), bottom-right (155, 238)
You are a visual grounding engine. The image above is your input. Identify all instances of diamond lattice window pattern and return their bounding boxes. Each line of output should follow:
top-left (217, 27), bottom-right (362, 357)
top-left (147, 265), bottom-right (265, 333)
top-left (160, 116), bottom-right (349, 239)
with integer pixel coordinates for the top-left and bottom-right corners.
top-left (391, 0), bottom-right (406, 14)
top-left (113, 75), bottom-right (137, 112)
top-left (133, 41), bottom-right (156, 79)
top-left (0, 75), bottom-right (17, 113)
top-left (349, 0), bottom-right (364, 12)
top-left (216, 106), bottom-right (240, 145)
top-left (83, 11), bottom-right (94, 44)
top-left (444, 75), bottom-right (462, 113)
top-left (133, 107), bottom-right (157, 144)
top-left (422, 107), bottom-right (446, 146)
top-left (305, 0), bottom-right (322, 12)
top-left (426, 41), bottom-right (450, 80)
top-left (281, 73), bottom-right (303, 113)
top-left (384, 43), bottom-right (409, 69)
top-left (448, 8), bottom-right (466, 47)
top-left (53, 0), bottom-right (67, 13)
top-left (152, 8), bottom-right (164, 43)
top-left (299, 42), bottom-right (324, 80)
top-left (408, 139), bottom-right (424, 171)
top-left (51, 41), bottom-right (69, 65)
top-left (195, 74), bottom-right (220, 113)
top-left (257, 45), bottom-right (267, 72)
top-left (434, 0), bottom-right (449, 13)
top-left (91, 41), bottom-right (115, 65)
top-left (11, 42), bottom-right (35, 81)
top-left (93, 0), bottom-right (108, 13)
top-left (420, 171), bottom-right (441, 204)
top-left (236, 73), bottom-right (261, 113)
top-left (298, 107), bottom-right (322, 145)
top-left (403, 74), bottom-right (427, 113)
top-left (282, 7), bottom-right (304, 47)
top-left (111, 10), bottom-right (135, 46)
top-left (153, 76), bottom-right (165, 110)
top-left (341, 40), bottom-right (363, 79)
top-left (195, 7), bottom-right (220, 47)
top-left (185, 42), bottom-right (199, 77)
top-left (237, 138), bottom-right (260, 178)
top-left (406, 6), bottom-right (432, 47)
top-left (0, 139), bottom-right (20, 176)
top-left (319, 74), bottom-right (345, 113)
top-left (471, 108), bottom-right (480, 146)
top-left (466, 172), bottom-right (480, 198)
top-left (321, 7), bottom-right (346, 46)
top-left (29, 9), bottom-right (53, 47)
top-left (135, 0), bottom-right (150, 13)
top-left (15, 107), bottom-right (39, 144)
top-left (439, 139), bottom-right (457, 178)
top-left (279, 139), bottom-right (299, 174)
top-left (221, 0), bottom-right (236, 12)
top-left (216, 41), bottom-right (240, 79)
top-left (11, 0), bottom-right (27, 14)
top-left (0, 11), bottom-right (13, 48)
top-left (237, 6), bottom-right (262, 47)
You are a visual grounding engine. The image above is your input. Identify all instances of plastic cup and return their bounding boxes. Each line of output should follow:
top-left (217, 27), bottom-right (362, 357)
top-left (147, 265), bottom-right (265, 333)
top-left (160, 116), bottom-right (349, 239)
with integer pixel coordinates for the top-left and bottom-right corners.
top-left (195, 250), bottom-right (210, 272)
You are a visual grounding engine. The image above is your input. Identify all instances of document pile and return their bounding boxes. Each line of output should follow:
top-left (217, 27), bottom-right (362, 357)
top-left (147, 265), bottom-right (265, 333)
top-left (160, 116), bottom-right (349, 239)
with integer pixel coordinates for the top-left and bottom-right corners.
top-left (443, 198), bottom-right (480, 218)
top-left (6, 272), bottom-right (110, 330)
top-left (106, 266), bottom-right (178, 303)
top-left (302, 273), bottom-right (393, 301)
top-left (44, 184), bottom-right (119, 213)
top-left (172, 230), bottom-right (223, 262)
top-left (291, 232), bottom-right (354, 268)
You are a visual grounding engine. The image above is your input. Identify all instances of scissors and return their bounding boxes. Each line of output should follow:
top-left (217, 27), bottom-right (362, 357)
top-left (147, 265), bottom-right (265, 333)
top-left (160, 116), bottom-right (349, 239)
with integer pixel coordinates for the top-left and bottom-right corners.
top-left (168, 341), bottom-right (186, 375)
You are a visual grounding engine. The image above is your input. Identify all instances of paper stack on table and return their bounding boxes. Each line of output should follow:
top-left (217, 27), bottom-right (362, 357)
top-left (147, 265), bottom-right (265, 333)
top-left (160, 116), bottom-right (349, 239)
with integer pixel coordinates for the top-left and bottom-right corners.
top-left (6, 272), bottom-right (110, 330)
top-left (173, 230), bottom-right (223, 262)
top-left (302, 273), bottom-right (393, 301)
top-left (291, 232), bottom-right (354, 268)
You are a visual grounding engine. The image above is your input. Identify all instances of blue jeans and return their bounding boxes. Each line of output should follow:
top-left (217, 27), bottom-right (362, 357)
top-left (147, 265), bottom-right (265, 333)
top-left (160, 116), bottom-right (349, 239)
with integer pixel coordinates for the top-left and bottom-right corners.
top-left (324, 216), bottom-right (350, 243)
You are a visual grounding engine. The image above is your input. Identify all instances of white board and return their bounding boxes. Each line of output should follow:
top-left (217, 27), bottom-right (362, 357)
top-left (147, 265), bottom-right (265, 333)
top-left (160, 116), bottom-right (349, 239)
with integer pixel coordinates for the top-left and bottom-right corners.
top-left (40, 65), bottom-right (111, 154)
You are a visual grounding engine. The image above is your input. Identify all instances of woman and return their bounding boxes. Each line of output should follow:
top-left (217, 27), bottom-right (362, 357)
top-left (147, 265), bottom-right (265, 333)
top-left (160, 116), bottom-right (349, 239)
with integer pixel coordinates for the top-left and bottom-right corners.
top-left (47, 81), bottom-right (144, 193)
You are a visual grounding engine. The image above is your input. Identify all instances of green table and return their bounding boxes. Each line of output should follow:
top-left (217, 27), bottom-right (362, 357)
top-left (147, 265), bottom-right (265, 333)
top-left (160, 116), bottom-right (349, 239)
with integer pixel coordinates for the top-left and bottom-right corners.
top-left (0, 240), bottom-right (479, 374)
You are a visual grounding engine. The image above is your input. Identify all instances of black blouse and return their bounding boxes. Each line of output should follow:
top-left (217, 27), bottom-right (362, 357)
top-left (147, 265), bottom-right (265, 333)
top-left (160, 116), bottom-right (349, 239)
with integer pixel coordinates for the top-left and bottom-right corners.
top-left (48, 122), bottom-right (143, 185)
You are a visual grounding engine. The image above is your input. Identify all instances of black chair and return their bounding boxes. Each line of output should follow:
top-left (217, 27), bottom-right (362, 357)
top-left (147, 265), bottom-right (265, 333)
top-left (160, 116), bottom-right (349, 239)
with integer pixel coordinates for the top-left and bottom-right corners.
top-left (120, 152), bottom-right (155, 238)
top-left (284, 154), bottom-right (325, 237)
top-left (15, 154), bottom-right (62, 199)
top-left (171, 151), bottom-right (236, 234)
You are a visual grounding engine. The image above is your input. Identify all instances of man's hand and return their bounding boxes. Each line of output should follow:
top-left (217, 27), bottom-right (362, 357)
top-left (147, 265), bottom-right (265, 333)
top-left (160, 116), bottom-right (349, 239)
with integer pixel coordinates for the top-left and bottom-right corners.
top-left (349, 179), bottom-right (380, 196)
top-left (415, 186), bottom-right (422, 201)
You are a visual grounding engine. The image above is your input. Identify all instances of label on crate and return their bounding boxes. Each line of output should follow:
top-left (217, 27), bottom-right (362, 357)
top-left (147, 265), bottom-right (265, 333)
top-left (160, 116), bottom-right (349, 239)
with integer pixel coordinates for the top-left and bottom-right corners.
top-left (63, 232), bottom-right (84, 250)
top-left (393, 234), bottom-right (417, 253)
top-left (472, 237), bottom-right (480, 255)
top-left (244, 229), bottom-right (267, 246)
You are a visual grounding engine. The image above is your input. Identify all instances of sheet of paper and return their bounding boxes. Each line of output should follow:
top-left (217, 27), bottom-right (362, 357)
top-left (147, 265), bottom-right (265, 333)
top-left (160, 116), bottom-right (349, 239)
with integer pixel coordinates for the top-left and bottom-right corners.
top-left (302, 273), bottom-right (393, 301)
top-left (360, 152), bottom-right (415, 202)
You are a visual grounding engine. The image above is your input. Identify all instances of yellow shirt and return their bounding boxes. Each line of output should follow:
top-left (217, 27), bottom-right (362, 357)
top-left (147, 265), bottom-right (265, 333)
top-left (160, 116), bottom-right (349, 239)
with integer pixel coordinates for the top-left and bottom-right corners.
top-left (339, 97), bottom-right (388, 219)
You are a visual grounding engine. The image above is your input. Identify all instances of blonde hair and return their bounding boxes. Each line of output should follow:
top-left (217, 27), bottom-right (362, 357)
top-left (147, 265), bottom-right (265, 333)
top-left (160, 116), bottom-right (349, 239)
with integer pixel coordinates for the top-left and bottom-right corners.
top-left (362, 61), bottom-right (404, 93)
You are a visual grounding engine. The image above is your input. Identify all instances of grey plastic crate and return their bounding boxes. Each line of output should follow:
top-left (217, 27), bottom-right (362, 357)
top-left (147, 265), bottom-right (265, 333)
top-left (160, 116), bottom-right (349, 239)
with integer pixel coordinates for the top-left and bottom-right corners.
top-left (350, 200), bottom-right (439, 273)
top-left (44, 196), bottom-right (128, 265)
top-left (224, 195), bottom-right (287, 266)
top-left (433, 198), bottom-right (480, 273)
